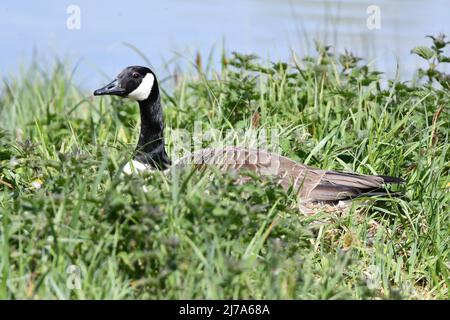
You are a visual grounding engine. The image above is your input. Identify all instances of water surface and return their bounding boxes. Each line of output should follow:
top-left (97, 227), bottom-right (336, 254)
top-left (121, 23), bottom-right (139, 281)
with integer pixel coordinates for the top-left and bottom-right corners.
top-left (1, 0), bottom-right (449, 87)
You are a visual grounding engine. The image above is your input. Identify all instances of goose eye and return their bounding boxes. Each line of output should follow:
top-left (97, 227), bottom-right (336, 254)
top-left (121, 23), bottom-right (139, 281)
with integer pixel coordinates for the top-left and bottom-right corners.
top-left (132, 72), bottom-right (140, 78)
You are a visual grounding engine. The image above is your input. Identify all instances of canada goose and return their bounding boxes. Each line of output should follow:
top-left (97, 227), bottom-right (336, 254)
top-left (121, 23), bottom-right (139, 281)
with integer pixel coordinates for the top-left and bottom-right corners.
top-left (93, 66), bottom-right (404, 212)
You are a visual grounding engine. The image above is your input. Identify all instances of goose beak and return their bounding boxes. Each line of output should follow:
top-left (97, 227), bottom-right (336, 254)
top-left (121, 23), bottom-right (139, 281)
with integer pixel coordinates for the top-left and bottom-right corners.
top-left (93, 79), bottom-right (126, 96)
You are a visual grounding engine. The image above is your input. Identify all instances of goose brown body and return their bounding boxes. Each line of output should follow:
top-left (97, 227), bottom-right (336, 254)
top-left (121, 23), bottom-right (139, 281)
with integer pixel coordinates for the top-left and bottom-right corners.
top-left (174, 146), bottom-right (403, 204)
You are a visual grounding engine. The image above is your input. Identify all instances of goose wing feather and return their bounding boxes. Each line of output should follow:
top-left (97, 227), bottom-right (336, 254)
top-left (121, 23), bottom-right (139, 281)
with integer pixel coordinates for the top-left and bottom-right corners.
top-left (173, 147), bottom-right (401, 203)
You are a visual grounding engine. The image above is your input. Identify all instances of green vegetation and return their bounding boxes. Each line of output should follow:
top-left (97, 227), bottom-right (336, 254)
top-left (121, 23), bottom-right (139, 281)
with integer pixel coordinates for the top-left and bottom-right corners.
top-left (0, 36), bottom-right (449, 299)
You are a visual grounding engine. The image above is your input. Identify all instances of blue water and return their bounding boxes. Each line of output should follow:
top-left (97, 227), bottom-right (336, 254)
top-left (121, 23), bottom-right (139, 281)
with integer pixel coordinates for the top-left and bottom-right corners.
top-left (1, 0), bottom-right (449, 89)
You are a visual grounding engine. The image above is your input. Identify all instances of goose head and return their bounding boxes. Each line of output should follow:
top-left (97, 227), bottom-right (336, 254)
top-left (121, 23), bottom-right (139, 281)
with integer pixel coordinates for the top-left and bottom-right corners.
top-left (93, 65), bottom-right (171, 170)
top-left (93, 66), bottom-right (157, 101)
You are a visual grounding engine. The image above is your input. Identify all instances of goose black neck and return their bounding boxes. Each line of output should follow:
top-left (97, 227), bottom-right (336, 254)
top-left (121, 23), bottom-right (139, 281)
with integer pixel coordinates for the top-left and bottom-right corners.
top-left (134, 82), bottom-right (171, 169)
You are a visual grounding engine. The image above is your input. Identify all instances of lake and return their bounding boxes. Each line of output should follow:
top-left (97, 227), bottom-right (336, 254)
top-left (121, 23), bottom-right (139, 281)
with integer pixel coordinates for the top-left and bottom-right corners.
top-left (1, 0), bottom-right (449, 88)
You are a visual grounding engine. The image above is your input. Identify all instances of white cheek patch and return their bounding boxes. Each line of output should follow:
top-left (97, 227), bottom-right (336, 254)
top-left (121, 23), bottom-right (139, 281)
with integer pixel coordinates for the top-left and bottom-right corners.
top-left (127, 73), bottom-right (154, 101)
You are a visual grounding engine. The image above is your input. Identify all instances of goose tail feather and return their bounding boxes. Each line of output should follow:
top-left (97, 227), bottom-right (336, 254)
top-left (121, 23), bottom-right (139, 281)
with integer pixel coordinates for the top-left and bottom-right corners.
top-left (376, 175), bottom-right (406, 184)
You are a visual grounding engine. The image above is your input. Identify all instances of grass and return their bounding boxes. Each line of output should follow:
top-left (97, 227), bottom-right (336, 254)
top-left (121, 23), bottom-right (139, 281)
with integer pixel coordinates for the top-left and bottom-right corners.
top-left (0, 39), bottom-right (449, 299)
